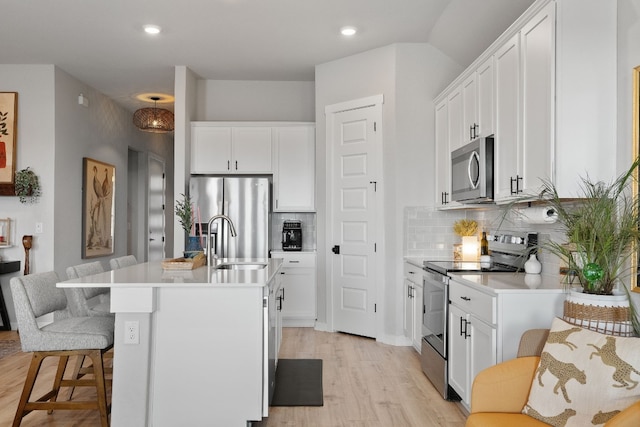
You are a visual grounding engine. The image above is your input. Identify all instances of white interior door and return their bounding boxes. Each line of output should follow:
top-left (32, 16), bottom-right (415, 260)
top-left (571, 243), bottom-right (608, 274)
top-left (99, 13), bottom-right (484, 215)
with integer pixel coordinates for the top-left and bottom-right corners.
top-left (147, 154), bottom-right (165, 261)
top-left (328, 99), bottom-right (381, 338)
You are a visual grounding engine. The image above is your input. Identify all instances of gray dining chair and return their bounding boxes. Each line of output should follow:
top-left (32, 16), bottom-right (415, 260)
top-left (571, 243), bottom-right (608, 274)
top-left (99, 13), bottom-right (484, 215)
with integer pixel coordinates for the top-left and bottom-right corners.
top-left (65, 261), bottom-right (111, 317)
top-left (10, 271), bottom-right (113, 426)
top-left (109, 255), bottom-right (137, 270)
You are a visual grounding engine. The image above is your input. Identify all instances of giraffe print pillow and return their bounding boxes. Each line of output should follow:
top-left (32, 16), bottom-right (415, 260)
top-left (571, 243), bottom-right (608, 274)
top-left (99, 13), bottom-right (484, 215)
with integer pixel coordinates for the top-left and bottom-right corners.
top-left (522, 317), bottom-right (640, 427)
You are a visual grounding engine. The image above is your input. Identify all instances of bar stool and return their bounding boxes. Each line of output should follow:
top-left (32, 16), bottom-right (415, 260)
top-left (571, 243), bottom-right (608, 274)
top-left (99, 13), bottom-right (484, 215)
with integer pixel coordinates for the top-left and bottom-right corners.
top-left (109, 255), bottom-right (137, 270)
top-left (10, 271), bottom-right (114, 426)
top-left (65, 261), bottom-right (111, 317)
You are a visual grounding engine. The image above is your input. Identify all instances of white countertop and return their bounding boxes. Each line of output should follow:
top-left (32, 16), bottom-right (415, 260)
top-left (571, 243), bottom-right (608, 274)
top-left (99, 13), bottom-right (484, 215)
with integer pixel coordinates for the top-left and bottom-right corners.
top-left (404, 256), bottom-right (566, 294)
top-left (450, 272), bottom-right (565, 294)
top-left (57, 258), bottom-right (283, 288)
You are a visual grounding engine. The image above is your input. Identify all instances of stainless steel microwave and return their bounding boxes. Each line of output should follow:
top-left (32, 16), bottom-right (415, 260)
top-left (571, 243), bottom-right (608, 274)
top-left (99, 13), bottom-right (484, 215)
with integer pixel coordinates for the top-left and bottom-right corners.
top-left (451, 136), bottom-right (494, 203)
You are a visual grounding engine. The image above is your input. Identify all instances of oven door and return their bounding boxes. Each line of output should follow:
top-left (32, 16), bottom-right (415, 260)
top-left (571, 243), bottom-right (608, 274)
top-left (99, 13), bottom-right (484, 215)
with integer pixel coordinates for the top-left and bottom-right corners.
top-left (422, 269), bottom-right (448, 358)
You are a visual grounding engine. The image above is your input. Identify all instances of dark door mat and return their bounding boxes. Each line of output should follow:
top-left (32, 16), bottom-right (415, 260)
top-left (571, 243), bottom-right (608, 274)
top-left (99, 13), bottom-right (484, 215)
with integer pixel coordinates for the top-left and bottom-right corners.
top-left (271, 359), bottom-right (323, 407)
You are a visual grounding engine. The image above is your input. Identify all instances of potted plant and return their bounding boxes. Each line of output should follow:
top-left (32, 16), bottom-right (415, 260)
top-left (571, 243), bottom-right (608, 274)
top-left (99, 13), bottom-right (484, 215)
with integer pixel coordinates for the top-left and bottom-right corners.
top-left (175, 193), bottom-right (202, 254)
top-left (530, 157), bottom-right (640, 335)
top-left (14, 167), bottom-right (41, 204)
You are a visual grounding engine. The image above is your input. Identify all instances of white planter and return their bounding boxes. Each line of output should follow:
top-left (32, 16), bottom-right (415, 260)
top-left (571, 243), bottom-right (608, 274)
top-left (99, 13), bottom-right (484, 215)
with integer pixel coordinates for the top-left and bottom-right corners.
top-left (564, 290), bottom-right (632, 336)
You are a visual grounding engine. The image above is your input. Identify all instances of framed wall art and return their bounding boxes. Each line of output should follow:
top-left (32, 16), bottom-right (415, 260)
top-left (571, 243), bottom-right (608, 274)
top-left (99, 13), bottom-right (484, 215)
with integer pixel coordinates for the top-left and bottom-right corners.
top-left (82, 157), bottom-right (115, 258)
top-left (0, 92), bottom-right (18, 196)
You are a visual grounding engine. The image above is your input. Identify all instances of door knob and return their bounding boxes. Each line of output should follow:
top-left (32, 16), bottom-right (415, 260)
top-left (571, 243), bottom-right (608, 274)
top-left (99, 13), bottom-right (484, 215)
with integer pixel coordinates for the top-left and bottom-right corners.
top-left (332, 245), bottom-right (340, 254)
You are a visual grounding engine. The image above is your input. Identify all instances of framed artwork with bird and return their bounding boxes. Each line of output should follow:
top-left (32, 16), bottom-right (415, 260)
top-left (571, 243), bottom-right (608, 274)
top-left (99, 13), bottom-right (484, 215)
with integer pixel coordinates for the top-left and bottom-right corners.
top-left (82, 157), bottom-right (115, 258)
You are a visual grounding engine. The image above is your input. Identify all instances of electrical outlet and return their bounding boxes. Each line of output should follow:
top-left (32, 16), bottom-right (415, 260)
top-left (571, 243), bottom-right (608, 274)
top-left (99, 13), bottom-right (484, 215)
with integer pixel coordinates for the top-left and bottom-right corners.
top-left (124, 321), bottom-right (139, 345)
top-left (35, 222), bottom-right (43, 234)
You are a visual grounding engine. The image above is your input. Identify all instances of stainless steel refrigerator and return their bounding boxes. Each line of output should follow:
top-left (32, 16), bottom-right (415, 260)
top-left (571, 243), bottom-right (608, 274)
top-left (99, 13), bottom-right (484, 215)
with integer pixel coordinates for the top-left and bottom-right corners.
top-left (189, 176), bottom-right (271, 259)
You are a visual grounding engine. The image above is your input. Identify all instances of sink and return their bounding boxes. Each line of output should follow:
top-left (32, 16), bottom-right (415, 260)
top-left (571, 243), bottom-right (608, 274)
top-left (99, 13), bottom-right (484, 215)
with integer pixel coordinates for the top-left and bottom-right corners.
top-left (214, 263), bottom-right (267, 270)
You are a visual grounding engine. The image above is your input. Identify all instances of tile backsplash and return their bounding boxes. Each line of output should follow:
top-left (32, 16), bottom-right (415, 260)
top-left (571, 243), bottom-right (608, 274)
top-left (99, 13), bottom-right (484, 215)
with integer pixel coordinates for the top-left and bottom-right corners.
top-left (405, 205), bottom-right (564, 275)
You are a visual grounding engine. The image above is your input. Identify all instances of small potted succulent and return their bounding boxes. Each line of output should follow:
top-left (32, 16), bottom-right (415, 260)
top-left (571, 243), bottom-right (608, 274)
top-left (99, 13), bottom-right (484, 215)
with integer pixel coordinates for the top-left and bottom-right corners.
top-left (14, 167), bottom-right (41, 204)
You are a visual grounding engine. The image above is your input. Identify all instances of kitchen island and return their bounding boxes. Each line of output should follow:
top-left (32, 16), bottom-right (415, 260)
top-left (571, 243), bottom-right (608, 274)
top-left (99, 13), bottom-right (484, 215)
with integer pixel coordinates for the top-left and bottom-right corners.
top-left (58, 258), bottom-right (283, 427)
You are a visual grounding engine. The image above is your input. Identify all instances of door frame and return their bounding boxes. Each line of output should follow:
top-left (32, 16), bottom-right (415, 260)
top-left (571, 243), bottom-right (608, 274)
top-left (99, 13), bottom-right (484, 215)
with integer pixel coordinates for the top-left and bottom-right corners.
top-left (324, 94), bottom-right (384, 337)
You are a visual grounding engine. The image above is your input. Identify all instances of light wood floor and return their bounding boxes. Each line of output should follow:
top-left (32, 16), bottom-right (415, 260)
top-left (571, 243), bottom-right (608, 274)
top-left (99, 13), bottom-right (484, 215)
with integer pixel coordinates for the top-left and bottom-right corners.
top-left (0, 328), bottom-right (467, 426)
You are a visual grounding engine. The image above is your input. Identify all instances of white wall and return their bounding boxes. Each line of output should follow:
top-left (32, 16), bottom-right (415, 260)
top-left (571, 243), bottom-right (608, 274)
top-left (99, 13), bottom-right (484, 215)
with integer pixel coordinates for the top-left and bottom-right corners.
top-left (315, 43), bottom-right (461, 341)
top-left (196, 80), bottom-right (314, 121)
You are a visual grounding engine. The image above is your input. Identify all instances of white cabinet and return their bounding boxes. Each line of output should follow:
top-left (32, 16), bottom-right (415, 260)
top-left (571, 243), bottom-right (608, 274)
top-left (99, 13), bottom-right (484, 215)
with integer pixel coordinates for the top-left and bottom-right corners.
top-left (434, 0), bottom-right (616, 203)
top-left (494, 33), bottom-right (521, 201)
top-left (434, 100), bottom-right (453, 207)
top-left (463, 56), bottom-right (495, 144)
top-left (271, 251), bottom-right (316, 327)
top-left (404, 262), bottom-right (425, 352)
top-left (448, 282), bottom-right (497, 404)
top-left (495, 3), bottom-right (555, 202)
top-left (520, 2), bottom-right (554, 197)
top-left (476, 57), bottom-right (495, 139)
top-left (191, 123), bottom-right (272, 174)
top-left (447, 87), bottom-right (464, 152)
top-left (462, 74), bottom-right (477, 143)
top-left (448, 276), bottom-right (564, 410)
top-left (273, 125), bottom-right (315, 212)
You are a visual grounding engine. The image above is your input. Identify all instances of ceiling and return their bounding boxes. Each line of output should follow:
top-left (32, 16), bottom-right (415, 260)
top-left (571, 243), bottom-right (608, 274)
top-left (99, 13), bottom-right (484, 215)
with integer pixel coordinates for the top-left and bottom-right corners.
top-left (2, 0), bottom-right (535, 112)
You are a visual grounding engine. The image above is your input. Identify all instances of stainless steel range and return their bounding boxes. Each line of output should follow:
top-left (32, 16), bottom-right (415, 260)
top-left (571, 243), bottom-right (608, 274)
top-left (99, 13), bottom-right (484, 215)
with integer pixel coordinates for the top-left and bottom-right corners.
top-left (420, 230), bottom-right (537, 400)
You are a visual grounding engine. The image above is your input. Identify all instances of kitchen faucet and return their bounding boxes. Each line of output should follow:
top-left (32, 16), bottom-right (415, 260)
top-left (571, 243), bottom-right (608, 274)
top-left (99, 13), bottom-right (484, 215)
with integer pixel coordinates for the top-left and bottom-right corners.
top-left (206, 214), bottom-right (238, 266)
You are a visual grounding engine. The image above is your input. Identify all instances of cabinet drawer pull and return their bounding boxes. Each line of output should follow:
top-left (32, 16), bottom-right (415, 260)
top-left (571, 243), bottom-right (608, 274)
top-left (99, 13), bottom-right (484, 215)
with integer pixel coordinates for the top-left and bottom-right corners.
top-left (460, 296), bottom-right (471, 301)
top-left (289, 260), bottom-right (300, 263)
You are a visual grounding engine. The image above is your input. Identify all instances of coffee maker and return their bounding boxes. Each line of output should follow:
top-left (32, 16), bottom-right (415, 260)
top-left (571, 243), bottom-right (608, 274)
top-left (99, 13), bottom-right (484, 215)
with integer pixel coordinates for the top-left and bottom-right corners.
top-left (282, 220), bottom-right (302, 251)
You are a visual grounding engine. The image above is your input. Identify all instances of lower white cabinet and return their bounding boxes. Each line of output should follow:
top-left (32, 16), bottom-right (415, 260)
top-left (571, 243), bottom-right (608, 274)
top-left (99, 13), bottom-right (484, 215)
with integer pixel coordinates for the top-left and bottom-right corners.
top-left (404, 262), bottom-right (425, 352)
top-left (448, 276), bottom-right (564, 410)
top-left (271, 251), bottom-right (316, 327)
top-left (448, 304), bottom-right (496, 404)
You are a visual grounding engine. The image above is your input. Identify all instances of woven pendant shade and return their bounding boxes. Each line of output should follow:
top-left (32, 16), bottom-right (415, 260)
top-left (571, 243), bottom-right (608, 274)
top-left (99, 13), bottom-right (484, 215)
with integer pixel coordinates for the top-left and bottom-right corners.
top-left (133, 97), bottom-right (174, 133)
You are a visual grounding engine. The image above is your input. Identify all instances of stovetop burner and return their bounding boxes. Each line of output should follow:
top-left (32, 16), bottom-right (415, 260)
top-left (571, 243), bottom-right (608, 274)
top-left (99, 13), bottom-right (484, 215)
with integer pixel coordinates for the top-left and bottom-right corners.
top-left (422, 260), bottom-right (520, 276)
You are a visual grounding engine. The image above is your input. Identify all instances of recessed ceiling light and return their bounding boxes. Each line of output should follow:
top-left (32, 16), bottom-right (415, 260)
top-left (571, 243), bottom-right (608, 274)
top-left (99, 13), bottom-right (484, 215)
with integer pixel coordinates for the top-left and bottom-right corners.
top-left (143, 25), bottom-right (161, 35)
top-left (341, 26), bottom-right (357, 36)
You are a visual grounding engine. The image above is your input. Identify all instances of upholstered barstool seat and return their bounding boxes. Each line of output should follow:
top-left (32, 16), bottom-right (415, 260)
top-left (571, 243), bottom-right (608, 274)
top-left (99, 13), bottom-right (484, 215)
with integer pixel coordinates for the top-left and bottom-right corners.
top-left (65, 261), bottom-right (111, 317)
top-left (109, 255), bottom-right (137, 270)
top-left (10, 271), bottom-right (114, 427)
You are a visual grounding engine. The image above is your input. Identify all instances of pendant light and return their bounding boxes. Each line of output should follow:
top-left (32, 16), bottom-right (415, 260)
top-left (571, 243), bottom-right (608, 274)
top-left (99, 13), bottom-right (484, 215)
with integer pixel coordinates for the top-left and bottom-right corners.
top-left (133, 96), bottom-right (174, 133)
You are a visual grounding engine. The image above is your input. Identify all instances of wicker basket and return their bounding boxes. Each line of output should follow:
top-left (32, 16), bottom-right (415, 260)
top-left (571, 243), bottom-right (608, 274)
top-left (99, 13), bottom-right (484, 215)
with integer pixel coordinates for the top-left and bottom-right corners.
top-left (563, 299), bottom-right (633, 337)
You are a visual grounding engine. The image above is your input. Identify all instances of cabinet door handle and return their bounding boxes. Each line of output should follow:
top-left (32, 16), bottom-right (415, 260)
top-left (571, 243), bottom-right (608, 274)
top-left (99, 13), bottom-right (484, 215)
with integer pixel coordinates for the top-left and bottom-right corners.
top-left (517, 175), bottom-right (523, 193)
top-left (510, 177), bottom-right (517, 195)
top-left (469, 125), bottom-right (473, 141)
top-left (464, 320), bottom-right (471, 338)
top-left (459, 317), bottom-right (465, 336)
top-left (235, 160), bottom-right (238, 170)
top-left (281, 288), bottom-right (285, 301)
top-left (227, 160), bottom-right (230, 171)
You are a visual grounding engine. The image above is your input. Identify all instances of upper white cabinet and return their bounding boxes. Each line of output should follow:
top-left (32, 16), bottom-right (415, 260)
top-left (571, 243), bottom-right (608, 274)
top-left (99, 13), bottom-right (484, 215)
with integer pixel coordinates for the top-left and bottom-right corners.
top-left (462, 56), bottom-right (494, 144)
top-left (495, 2), bottom-right (555, 201)
top-left (191, 122), bottom-right (272, 174)
top-left (476, 57), bottom-right (495, 140)
top-left (494, 33), bottom-right (522, 201)
top-left (434, 99), bottom-right (453, 208)
top-left (272, 125), bottom-right (315, 212)
top-left (447, 87), bottom-right (464, 152)
top-left (434, 0), bottom-right (617, 203)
